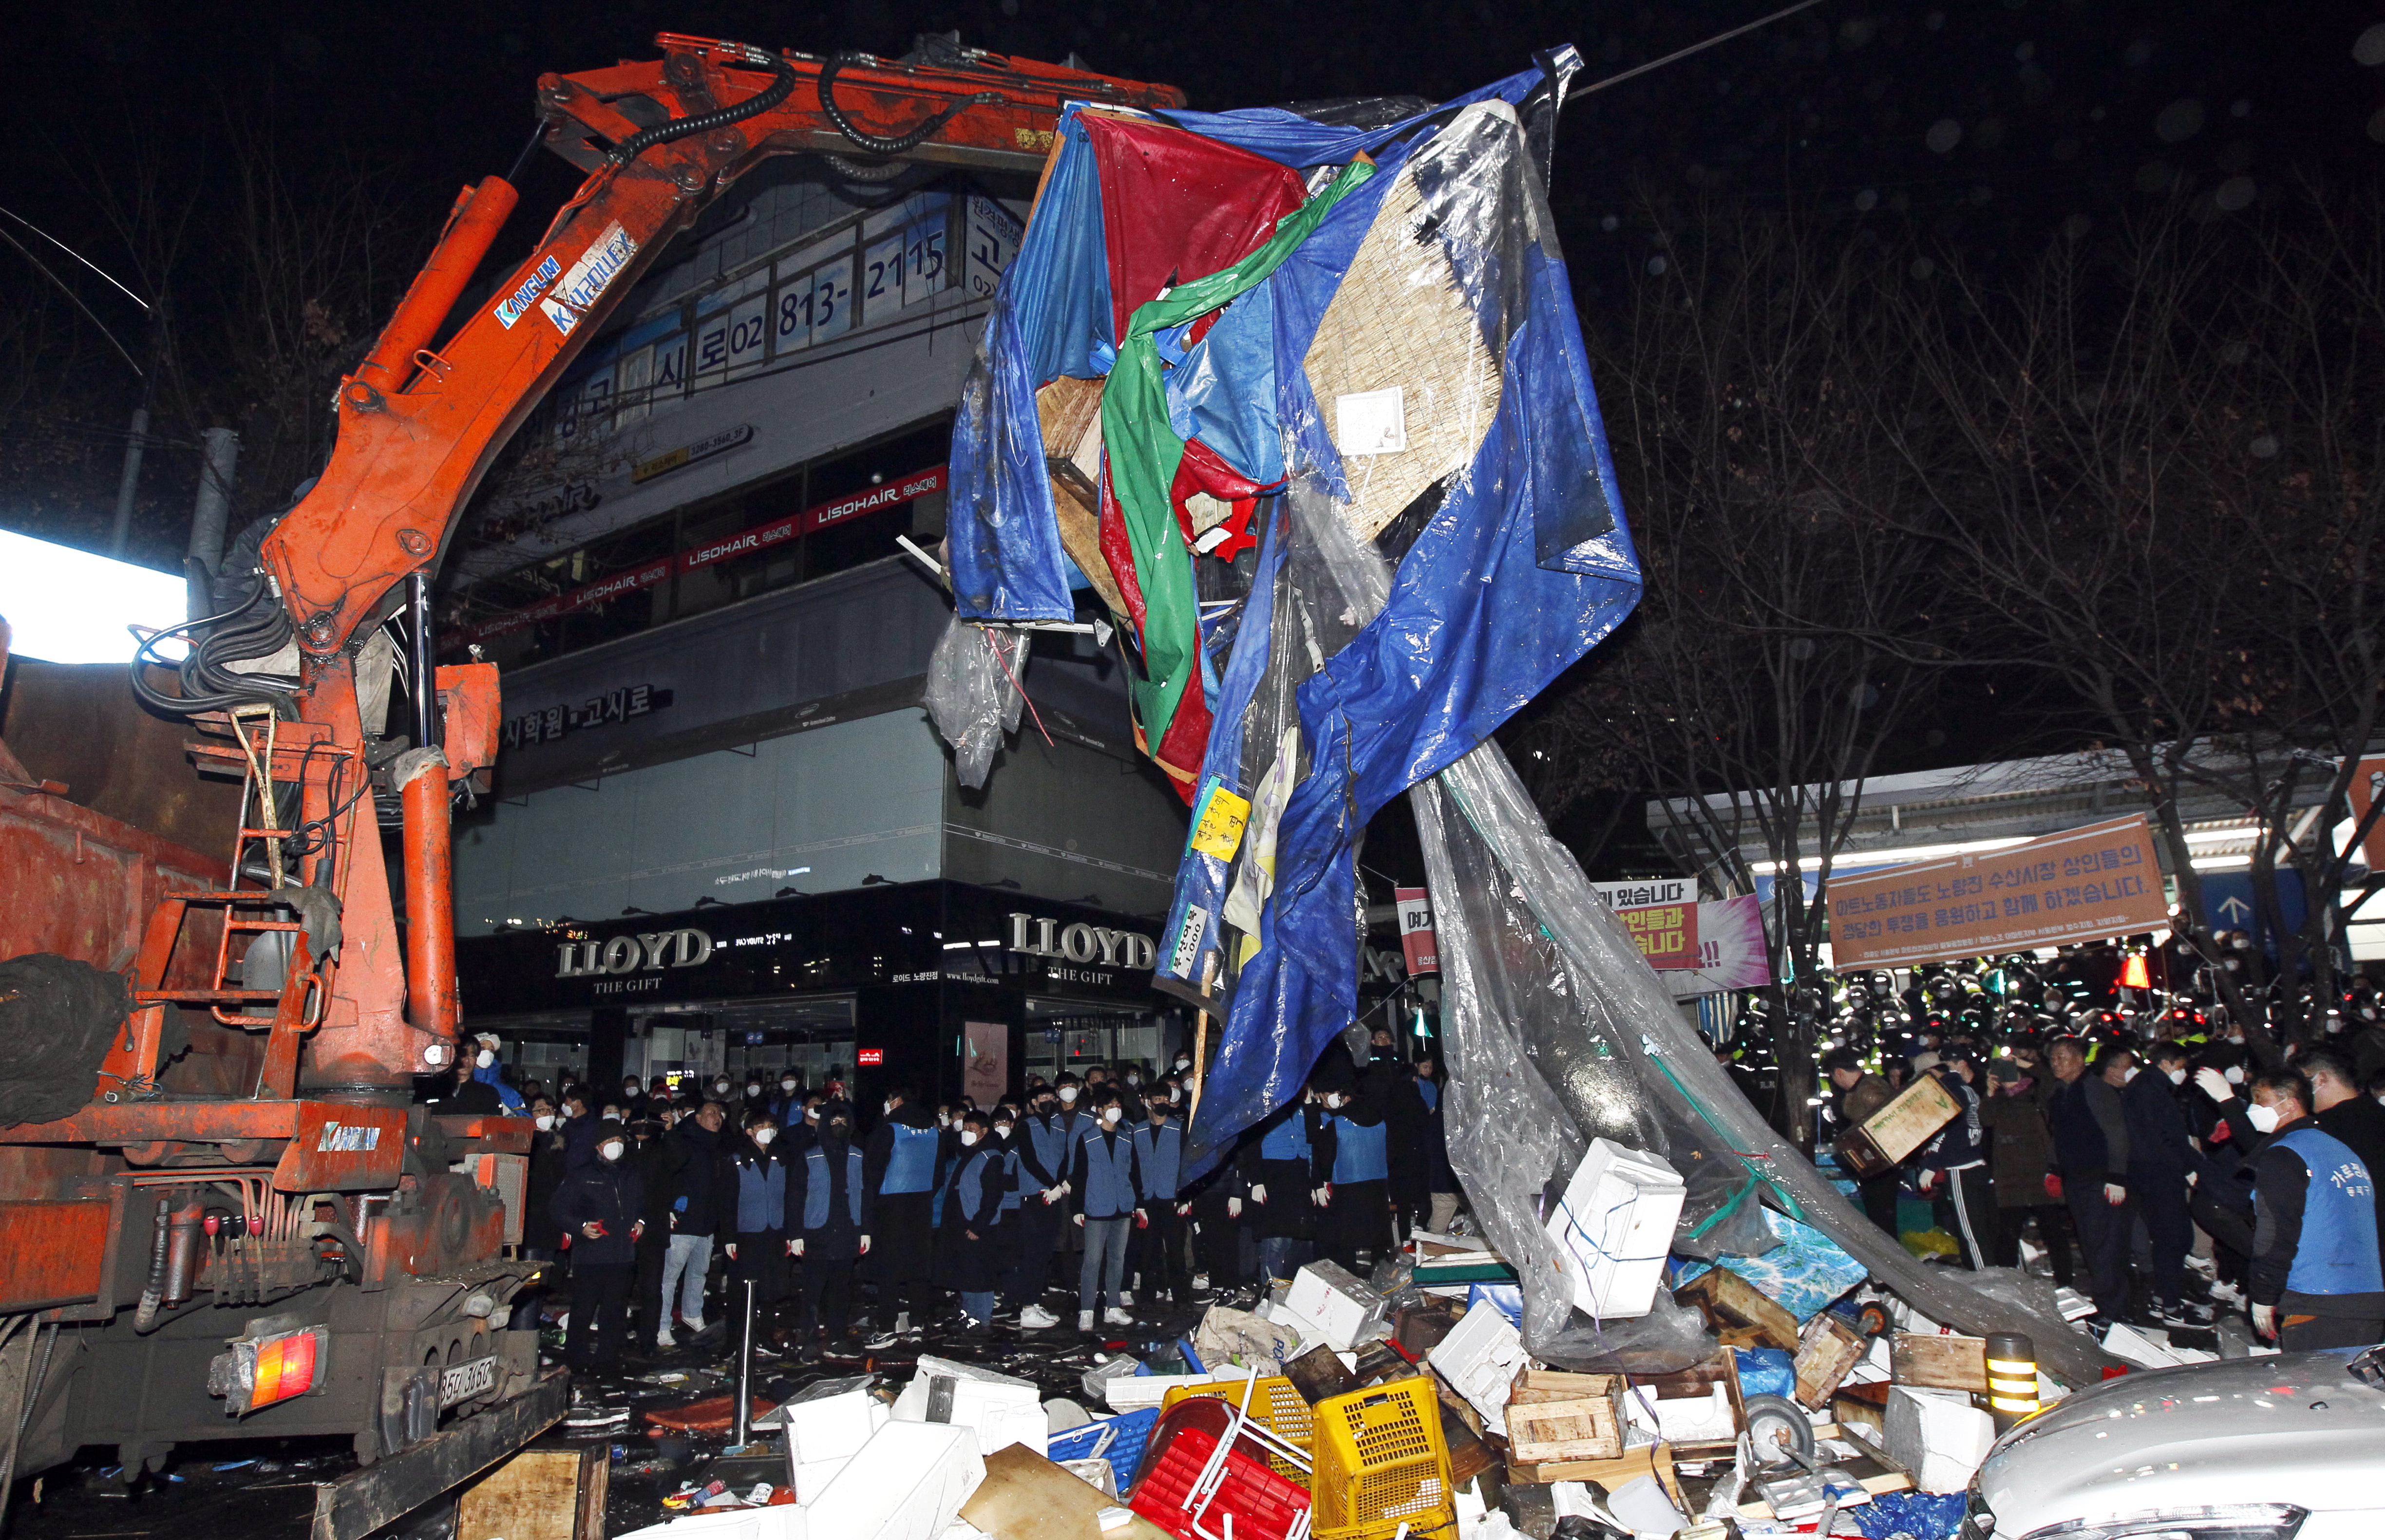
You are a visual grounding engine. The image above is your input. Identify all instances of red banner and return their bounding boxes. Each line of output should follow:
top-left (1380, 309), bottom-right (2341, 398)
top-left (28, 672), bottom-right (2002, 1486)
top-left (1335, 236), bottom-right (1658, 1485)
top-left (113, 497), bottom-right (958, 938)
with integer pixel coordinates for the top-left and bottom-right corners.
top-left (1618, 900), bottom-right (1701, 970)
top-left (1395, 887), bottom-right (1439, 976)
top-left (457, 465), bottom-right (947, 645)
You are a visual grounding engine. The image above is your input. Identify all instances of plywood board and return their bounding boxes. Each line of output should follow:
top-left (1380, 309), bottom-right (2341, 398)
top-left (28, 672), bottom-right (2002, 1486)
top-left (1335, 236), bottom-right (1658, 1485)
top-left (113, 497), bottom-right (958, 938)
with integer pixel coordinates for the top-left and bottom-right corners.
top-left (961, 1444), bottom-right (1174, 1540)
top-left (1793, 1313), bottom-right (1868, 1409)
top-left (456, 1447), bottom-right (601, 1540)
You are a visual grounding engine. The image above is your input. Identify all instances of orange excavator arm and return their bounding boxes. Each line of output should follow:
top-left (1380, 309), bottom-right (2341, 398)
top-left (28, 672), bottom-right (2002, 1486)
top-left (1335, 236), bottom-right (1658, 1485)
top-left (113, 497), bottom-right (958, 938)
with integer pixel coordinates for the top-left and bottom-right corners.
top-left (178, 36), bottom-right (1185, 1096)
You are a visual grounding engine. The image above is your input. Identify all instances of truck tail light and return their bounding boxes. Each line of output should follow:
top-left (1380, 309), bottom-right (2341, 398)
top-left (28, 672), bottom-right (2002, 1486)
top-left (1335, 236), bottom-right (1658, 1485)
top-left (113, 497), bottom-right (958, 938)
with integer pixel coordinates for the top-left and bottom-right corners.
top-left (208, 1324), bottom-right (330, 1416)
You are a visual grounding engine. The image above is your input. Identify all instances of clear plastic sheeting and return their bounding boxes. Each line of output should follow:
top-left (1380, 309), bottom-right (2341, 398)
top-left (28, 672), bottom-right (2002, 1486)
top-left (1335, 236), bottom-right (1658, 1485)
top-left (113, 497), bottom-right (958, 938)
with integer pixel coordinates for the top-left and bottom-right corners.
top-left (1416, 737), bottom-right (2124, 1388)
top-left (922, 615), bottom-right (1030, 789)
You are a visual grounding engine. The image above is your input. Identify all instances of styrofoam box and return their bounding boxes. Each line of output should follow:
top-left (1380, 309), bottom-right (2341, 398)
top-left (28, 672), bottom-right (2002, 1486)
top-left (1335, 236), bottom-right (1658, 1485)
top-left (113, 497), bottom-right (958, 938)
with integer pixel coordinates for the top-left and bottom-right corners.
top-left (808, 1422), bottom-right (986, 1540)
top-left (781, 1374), bottom-right (890, 1465)
top-left (1543, 1138), bottom-right (1686, 1320)
top-left (1426, 1301), bottom-right (1532, 1437)
top-left (1282, 1260), bottom-right (1387, 1352)
top-left (892, 1371), bottom-right (1048, 1458)
top-left (1883, 1385), bottom-right (1994, 1495)
top-left (790, 1455), bottom-right (848, 1504)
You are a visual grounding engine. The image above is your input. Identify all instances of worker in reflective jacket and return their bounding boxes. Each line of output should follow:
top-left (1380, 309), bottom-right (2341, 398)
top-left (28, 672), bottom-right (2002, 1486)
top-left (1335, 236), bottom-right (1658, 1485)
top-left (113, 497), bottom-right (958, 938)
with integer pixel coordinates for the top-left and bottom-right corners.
top-left (1068, 1088), bottom-right (1146, 1333)
top-left (2245, 1067), bottom-right (2385, 1350)
top-left (861, 1083), bottom-right (940, 1346)
top-left (784, 1101), bottom-right (870, 1358)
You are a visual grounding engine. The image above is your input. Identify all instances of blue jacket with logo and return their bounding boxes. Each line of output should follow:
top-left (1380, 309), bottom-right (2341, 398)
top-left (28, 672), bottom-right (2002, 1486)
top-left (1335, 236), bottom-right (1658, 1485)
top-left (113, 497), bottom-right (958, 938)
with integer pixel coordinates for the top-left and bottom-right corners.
top-left (2252, 1123), bottom-right (2385, 1311)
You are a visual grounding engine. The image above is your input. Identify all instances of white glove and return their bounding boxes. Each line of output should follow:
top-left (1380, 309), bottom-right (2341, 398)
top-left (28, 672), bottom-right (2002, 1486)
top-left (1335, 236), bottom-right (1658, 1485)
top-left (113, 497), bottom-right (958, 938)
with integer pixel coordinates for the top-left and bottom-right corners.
top-left (2103, 1183), bottom-right (2127, 1206)
top-left (722, 1242), bottom-right (738, 1260)
top-left (1228, 1197), bottom-right (1244, 1218)
top-left (1041, 1186), bottom-right (1063, 1205)
top-left (2251, 1301), bottom-right (2277, 1339)
top-left (858, 1234), bottom-right (871, 1255)
top-left (1073, 1213), bottom-right (1086, 1228)
top-left (2186, 1168), bottom-right (2199, 1188)
top-left (2194, 1067), bottom-right (2233, 1104)
top-left (1249, 1184), bottom-right (1267, 1204)
top-left (791, 1237), bottom-right (804, 1257)
top-left (1311, 1186), bottom-right (1331, 1207)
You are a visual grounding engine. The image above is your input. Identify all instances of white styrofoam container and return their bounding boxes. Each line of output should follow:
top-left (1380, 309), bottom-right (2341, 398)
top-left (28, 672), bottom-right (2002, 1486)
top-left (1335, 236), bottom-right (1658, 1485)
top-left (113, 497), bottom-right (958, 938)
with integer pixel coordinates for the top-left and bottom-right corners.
top-left (782, 1376), bottom-right (890, 1465)
top-left (1883, 1386), bottom-right (1995, 1494)
top-left (1543, 1138), bottom-right (1686, 1320)
top-left (808, 1422), bottom-right (986, 1540)
top-left (892, 1371), bottom-right (1048, 1458)
top-left (616, 1505), bottom-right (808, 1540)
top-left (790, 1455), bottom-right (849, 1504)
top-left (1282, 1260), bottom-right (1387, 1352)
top-left (1426, 1303), bottom-right (1532, 1437)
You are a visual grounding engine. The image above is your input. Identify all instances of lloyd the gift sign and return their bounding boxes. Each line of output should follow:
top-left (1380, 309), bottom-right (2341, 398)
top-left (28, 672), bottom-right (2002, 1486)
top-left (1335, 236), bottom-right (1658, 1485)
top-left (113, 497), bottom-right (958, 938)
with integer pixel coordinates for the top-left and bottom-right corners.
top-left (556, 928), bottom-right (714, 977)
top-left (1006, 912), bottom-right (1156, 972)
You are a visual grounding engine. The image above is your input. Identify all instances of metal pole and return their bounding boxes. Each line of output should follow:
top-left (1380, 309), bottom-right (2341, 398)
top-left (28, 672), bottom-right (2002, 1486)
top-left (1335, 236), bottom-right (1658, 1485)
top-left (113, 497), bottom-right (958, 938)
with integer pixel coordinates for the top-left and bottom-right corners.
top-left (407, 571), bottom-right (437, 752)
top-left (184, 426), bottom-right (240, 620)
top-left (107, 405), bottom-right (151, 558)
top-left (732, 1278), bottom-right (756, 1449)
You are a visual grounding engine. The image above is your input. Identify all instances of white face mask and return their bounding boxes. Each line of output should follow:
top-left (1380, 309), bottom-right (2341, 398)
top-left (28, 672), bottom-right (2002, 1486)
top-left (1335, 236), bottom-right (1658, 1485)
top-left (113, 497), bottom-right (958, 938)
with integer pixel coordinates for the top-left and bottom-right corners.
top-left (781, 1079), bottom-right (797, 1092)
top-left (714, 1081), bottom-right (732, 1095)
top-left (2245, 1101), bottom-right (2282, 1134)
top-left (534, 1114), bottom-right (555, 1131)
top-left (2121, 1065), bottom-right (2140, 1084)
top-left (1125, 1074), bottom-right (1141, 1086)
top-left (994, 1124), bottom-right (1014, 1139)
top-left (476, 1050), bottom-right (496, 1068)
top-left (624, 1083), bottom-right (640, 1095)
top-left (753, 1127), bottom-right (776, 1146)
top-left (600, 1141), bottom-right (625, 1162)
top-left (746, 1084), bottom-right (761, 1096)
top-left (1326, 1094), bottom-right (1347, 1110)
top-left (1059, 1087), bottom-right (1079, 1104)
top-left (938, 1113), bottom-right (952, 1128)
top-left (885, 1099), bottom-right (896, 1115)
top-left (2166, 1068), bottom-right (2187, 1087)
top-left (1174, 1057), bottom-right (1191, 1070)
top-left (2225, 1065), bottom-right (2246, 1085)
top-left (960, 1130), bottom-right (980, 1147)
top-left (1101, 1107), bottom-right (1122, 1125)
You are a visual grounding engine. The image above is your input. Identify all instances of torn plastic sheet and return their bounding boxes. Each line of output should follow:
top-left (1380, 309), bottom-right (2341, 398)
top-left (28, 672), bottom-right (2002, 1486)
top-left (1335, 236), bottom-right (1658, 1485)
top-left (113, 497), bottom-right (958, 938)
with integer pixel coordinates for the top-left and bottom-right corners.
top-left (922, 615), bottom-right (1030, 790)
top-left (1413, 737), bottom-right (2124, 1388)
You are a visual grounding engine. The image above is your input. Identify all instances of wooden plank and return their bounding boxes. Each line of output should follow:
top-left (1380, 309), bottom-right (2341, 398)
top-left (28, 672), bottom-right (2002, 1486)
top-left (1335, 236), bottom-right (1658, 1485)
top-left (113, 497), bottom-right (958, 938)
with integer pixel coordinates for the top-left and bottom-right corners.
top-left (962, 1444), bottom-right (1177, 1540)
top-left (1836, 1423), bottom-right (1917, 1494)
top-left (1504, 1365), bottom-right (1622, 1464)
top-left (1792, 1313), bottom-right (1867, 1409)
top-left (1890, 1332), bottom-right (1988, 1393)
top-left (310, 1372), bottom-right (569, 1540)
top-left (1032, 376), bottom-right (1125, 616)
top-left (1508, 1439), bottom-right (1675, 1494)
top-left (1673, 1268), bottom-right (1800, 1352)
top-left (1509, 1368), bottom-right (1618, 1405)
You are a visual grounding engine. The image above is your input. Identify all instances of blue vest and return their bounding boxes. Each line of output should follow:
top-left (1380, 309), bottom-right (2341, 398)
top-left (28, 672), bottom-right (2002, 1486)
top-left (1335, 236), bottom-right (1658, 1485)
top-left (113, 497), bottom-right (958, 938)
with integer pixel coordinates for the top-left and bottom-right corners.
top-left (734, 1156), bottom-right (787, 1234)
top-left (1078, 1127), bottom-right (1139, 1219)
top-left (1417, 1080), bottom-right (1440, 1112)
top-left (880, 1121), bottom-right (939, 1195)
top-left (2265, 1127), bottom-right (2385, 1298)
top-left (802, 1146), bottom-right (865, 1230)
top-left (1134, 1122), bottom-right (1184, 1202)
top-left (1026, 1112), bottom-right (1074, 1184)
top-left (951, 1149), bottom-right (1003, 1228)
top-left (1260, 1109), bottom-right (1311, 1163)
top-left (1330, 1115), bottom-right (1389, 1184)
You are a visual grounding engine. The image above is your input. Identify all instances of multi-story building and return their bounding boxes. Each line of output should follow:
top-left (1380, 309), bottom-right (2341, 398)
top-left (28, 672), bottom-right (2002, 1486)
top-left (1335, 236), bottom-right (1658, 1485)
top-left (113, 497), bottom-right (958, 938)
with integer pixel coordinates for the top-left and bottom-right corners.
top-left (442, 155), bottom-right (1192, 1105)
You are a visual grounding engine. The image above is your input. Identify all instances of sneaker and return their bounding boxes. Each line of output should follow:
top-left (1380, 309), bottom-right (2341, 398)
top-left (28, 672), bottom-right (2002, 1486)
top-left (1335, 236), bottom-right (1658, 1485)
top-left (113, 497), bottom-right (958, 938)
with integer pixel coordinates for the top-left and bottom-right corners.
top-left (1019, 1305), bottom-right (1062, 1330)
top-left (1117, 1291), bottom-right (1135, 1307)
top-left (654, 1329), bottom-right (677, 1350)
top-left (1191, 1274), bottom-right (1211, 1293)
top-left (1078, 1310), bottom-right (1096, 1333)
top-left (2157, 1301), bottom-right (2216, 1328)
top-left (1104, 1307), bottom-right (1134, 1326)
top-left (893, 1312), bottom-right (911, 1335)
top-left (2208, 1280), bottom-right (2245, 1306)
top-left (682, 1315), bottom-right (708, 1336)
top-left (863, 1330), bottom-right (900, 1351)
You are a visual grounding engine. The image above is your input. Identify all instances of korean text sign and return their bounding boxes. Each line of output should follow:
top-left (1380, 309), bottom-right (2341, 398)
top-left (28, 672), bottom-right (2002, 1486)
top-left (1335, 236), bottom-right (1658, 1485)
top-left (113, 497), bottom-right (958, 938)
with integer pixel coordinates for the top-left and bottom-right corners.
top-left (1826, 814), bottom-right (2170, 968)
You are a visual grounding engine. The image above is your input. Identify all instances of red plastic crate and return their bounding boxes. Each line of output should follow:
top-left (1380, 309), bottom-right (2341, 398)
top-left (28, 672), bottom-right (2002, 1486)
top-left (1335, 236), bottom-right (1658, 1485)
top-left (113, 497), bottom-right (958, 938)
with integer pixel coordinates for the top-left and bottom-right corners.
top-left (1130, 1423), bottom-right (1313, 1540)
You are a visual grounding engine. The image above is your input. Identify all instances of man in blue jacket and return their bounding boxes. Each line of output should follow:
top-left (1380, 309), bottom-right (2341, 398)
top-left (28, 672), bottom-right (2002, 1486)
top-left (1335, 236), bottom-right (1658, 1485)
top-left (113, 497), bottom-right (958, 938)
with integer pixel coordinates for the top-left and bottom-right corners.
top-left (785, 1100), bottom-right (871, 1358)
top-left (2246, 1066), bottom-right (2385, 1350)
top-left (1132, 1094), bottom-right (1187, 1305)
top-left (1069, 1089), bottom-right (1145, 1332)
top-left (549, 1120), bottom-right (644, 1376)
top-left (862, 1084), bottom-right (941, 1345)
top-left (1006, 1082), bottom-right (1083, 1330)
top-left (468, 1033), bottom-right (525, 1111)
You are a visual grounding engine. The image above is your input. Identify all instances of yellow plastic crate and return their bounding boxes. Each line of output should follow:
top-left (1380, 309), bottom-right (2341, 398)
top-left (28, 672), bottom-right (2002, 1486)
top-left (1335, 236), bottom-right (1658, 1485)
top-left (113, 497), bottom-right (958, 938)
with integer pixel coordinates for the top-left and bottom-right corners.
top-left (1309, 1376), bottom-right (1457, 1540)
top-left (1159, 1376), bottom-right (1315, 1486)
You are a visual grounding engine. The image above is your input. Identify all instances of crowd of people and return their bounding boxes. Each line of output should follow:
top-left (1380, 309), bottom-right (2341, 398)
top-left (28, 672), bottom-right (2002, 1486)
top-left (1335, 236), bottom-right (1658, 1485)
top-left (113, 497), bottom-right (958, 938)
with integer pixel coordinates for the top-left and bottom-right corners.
top-left (465, 1028), bottom-right (1459, 1379)
top-left (1819, 1021), bottom-right (2385, 1352)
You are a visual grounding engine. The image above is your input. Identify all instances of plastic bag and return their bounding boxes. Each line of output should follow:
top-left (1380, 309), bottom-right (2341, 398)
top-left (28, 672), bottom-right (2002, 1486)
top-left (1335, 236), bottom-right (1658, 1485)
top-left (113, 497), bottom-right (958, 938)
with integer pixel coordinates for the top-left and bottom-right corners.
top-left (922, 614), bottom-right (1030, 789)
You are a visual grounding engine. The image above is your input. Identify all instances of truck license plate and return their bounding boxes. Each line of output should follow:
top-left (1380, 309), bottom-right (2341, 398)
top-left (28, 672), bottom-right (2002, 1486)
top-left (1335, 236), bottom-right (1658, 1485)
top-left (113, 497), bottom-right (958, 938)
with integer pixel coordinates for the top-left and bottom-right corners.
top-left (438, 1355), bottom-right (497, 1408)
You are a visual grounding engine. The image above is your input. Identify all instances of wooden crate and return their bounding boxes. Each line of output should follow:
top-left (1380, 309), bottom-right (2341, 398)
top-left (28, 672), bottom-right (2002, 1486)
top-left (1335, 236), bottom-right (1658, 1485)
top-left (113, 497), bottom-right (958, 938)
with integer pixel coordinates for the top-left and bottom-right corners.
top-left (1889, 1331), bottom-right (1989, 1393)
top-left (1792, 1312), bottom-right (1868, 1409)
top-left (456, 1446), bottom-right (606, 1540)
top-left (1032, 376), bottom-right (1124, 615)
top-left (1503, 1368), bottom-right (1622, 1465)
top-left (1673, 1265), bottom-right (1800, 1351)
top-left (1835, 1074), bottom-right (1959, 1179)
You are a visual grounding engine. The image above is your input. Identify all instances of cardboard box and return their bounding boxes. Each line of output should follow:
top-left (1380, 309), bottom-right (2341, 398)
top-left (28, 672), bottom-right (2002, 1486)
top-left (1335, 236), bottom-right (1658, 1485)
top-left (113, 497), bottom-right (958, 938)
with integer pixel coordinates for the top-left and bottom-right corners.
top-left (780, 1375), bottom-right (889, 1465)
top-left (809, 1422), bottom-right (986, 1540)
top-left (1835, 1075), bottom-right (1959, 1180)
top-left (1882, 1386), bottom-right (1994, 1495)
top-left (1282, 1260), bottom-right (1386, 1352)
top-left (1543, 1140), bottom-right (1685, 1319)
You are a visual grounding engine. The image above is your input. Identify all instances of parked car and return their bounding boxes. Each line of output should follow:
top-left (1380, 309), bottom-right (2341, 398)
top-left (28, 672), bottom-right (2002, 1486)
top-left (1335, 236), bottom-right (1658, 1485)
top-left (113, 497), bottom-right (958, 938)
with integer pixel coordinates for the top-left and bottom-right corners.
top-left (1963, 1346), bottom-right (2385, 1540)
